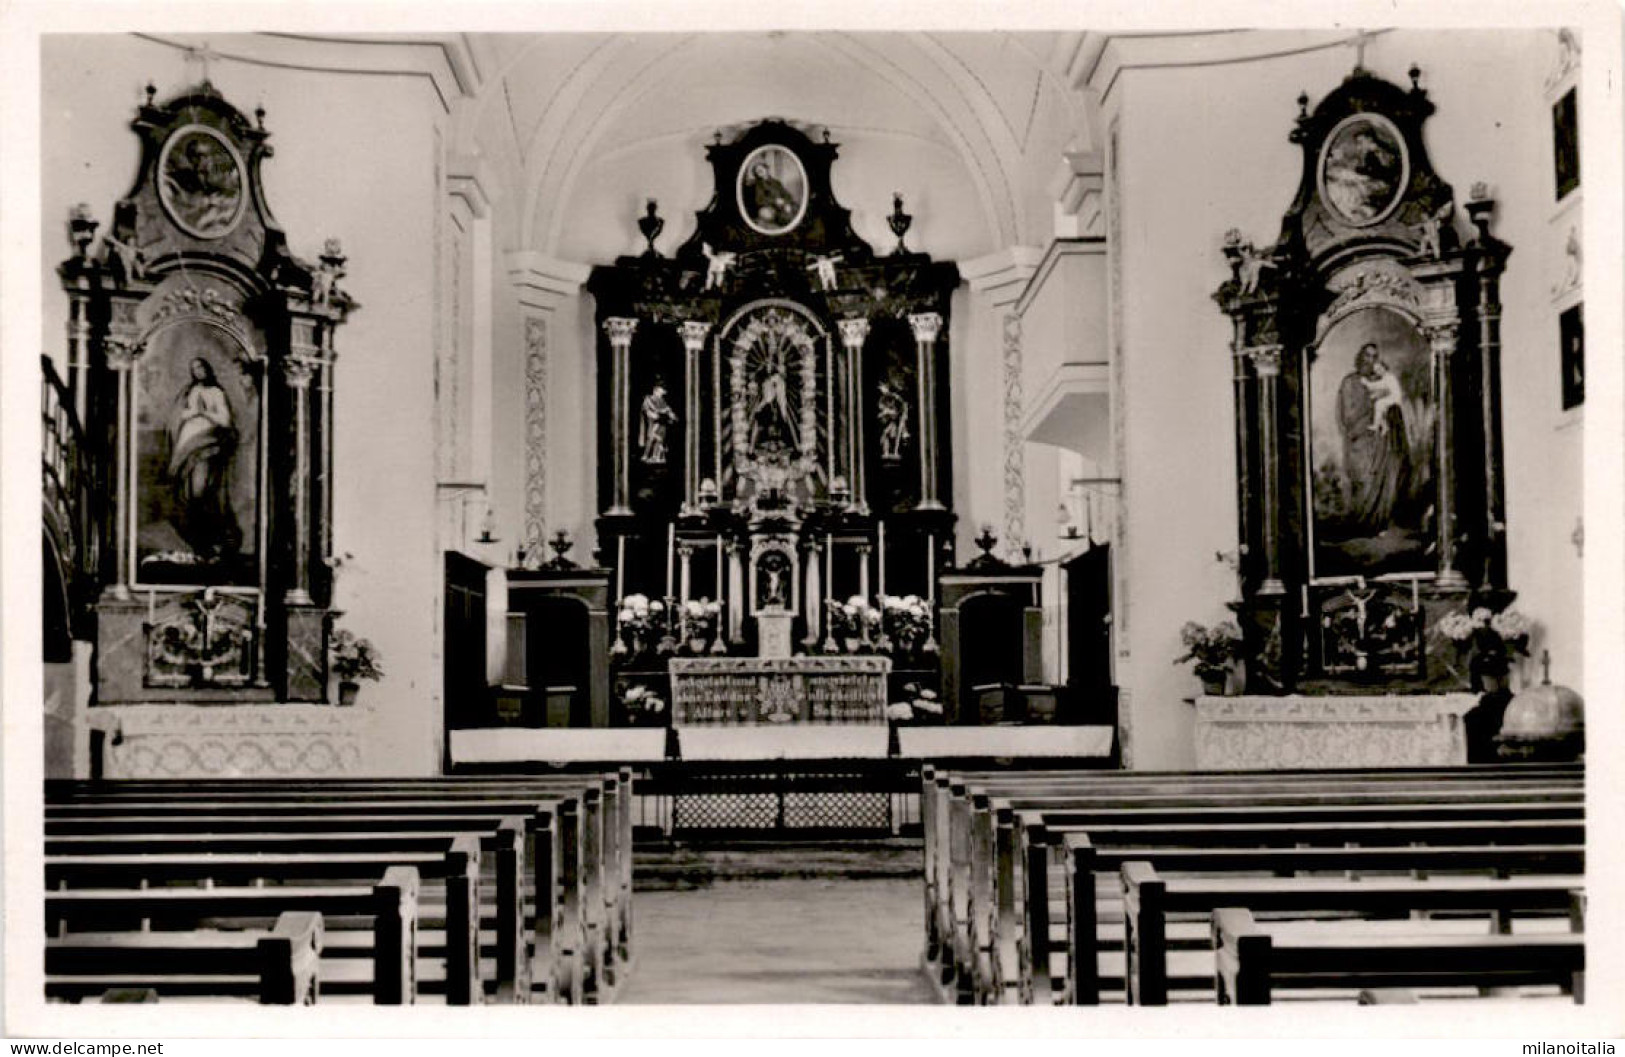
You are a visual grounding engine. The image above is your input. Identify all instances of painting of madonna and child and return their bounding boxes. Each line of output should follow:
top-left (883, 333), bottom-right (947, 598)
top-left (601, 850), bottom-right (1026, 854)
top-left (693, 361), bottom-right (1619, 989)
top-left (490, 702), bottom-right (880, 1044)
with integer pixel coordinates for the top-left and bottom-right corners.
top-left (1310, 307), bottom-right (1437, 579)
top-left (134, 322), bottom-right (261, 587)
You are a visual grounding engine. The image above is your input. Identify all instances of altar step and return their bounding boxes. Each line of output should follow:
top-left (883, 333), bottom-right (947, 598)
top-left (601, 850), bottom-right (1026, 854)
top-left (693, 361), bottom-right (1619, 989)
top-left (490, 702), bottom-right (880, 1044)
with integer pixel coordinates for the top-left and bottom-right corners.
top-left (634, 839), bottom-right (922, 890)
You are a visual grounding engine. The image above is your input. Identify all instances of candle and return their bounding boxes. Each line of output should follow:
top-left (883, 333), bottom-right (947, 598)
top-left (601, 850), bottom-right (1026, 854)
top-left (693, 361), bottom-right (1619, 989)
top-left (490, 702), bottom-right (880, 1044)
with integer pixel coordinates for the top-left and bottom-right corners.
top-left (926, 533), bottom-right (935, 602)
top-left (715, 534), bottom-right (724, 600)
top-left (877, 521), bottom-right (886, 597)
top-left (615, 535), bottom-right (627, 599)
top-left (825, 532), bottom-right (834, 605)
top-left (666, 523), bottom-right (676, 599)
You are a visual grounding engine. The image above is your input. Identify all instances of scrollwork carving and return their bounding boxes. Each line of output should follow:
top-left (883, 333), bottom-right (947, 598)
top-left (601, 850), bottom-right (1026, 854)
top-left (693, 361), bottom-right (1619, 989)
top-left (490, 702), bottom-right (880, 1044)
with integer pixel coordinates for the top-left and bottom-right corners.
top-left (144, 589), bottom-right (257, 688)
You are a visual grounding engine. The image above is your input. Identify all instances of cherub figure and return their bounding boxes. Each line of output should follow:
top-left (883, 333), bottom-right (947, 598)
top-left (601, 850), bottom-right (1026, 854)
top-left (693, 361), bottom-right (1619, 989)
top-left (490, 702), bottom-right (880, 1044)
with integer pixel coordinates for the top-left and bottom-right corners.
top-left (1236, 240), bottom-right (1277, 294)
top-left (702, 243), bottom-right (736, 291)
top-left (1417, 200), bottom-right (1453, 259)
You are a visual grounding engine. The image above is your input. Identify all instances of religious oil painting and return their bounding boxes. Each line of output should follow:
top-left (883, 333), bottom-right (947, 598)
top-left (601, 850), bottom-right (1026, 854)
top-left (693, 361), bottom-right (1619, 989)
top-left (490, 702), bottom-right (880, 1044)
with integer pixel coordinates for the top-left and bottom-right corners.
top-left (134, 322), bottom-right (260, 586)
top-left (1317, 113), bottom-right (1409, 226)
top-left (1309, 306), bottom-right (1435, 578)
top-left (737, 144), bottom-right (808, 236)
top-left (158, 124), bottom-right (247, 239)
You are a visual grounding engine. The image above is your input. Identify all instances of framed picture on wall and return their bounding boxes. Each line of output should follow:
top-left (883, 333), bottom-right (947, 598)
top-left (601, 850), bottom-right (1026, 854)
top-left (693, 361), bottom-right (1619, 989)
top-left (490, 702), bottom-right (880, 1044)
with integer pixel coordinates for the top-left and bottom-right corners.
top-left (1560, 303), bottom-right (1584, 410)
top-left (1553, 87), bottom-right (1579, 200)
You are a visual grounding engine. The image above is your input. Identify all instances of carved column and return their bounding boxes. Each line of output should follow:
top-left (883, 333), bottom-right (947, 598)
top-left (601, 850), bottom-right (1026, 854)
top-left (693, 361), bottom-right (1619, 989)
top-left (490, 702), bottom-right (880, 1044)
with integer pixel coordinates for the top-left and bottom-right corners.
top-left (604, 317), bottom-right (638, 516)
top-left (1247, 344), bottom-right (1285, 595)
top-left (838, 317), bottom-right (871, 512)
top-left (1427, 321), bottom-right (1468, 589)
top-left (66, 297), bottom-right (93, 427)
top-left (727, 540), bottom-right (746, 643)
top-left (677, 541), bottom-right (694, 604)
top-left (680, 321), bottom-right (711, 513)
top-left (909, 312), bottom-right (945, 511)
top-left (1229, 322), bottom-right (1253, 590)
top-left (803, 537), bottom-right (823, 647)
top-left (106, 341), bottom-right (136, 599)
top-left (1477, 274), bottom-right (1507, 586)
top-left (281, 342), bottom-right (320, 606)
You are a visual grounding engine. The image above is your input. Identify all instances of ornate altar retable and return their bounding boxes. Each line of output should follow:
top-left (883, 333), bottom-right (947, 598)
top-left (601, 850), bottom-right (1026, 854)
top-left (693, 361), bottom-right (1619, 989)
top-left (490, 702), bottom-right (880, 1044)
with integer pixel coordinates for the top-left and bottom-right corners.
top-left (1194, 693), bottom-right (1475, 770)
top-left (669, 655), bottom-right (889, 726)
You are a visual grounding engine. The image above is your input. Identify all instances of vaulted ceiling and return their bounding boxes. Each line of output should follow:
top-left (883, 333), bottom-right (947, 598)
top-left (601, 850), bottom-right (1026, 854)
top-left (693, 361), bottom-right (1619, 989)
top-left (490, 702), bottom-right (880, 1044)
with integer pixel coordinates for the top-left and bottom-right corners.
top-left (457, 31), bottom-right (1099, 257)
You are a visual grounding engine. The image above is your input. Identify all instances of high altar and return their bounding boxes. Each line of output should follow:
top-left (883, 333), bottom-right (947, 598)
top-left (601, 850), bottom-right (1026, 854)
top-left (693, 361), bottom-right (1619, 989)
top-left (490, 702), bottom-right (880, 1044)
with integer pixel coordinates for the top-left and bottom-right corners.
top-left (581, 120), bottom-right (960, 726)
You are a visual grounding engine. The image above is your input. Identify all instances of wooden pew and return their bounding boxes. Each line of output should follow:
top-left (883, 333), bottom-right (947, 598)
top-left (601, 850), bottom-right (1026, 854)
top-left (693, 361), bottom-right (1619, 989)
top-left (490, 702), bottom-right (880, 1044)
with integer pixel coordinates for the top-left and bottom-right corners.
top-left (1212, 906), bottom-right (1585, 1004)
top-left (918, 763), bottom-right (1581, 997)
top-left (46, 775), bottom-right (628, 1003)
top-left (1122, 864), bottom-right (1584, 1004)
top-left (46, 836), bottom-right (489, 1006)
top-left (926, 769), bottom-right (1582, 1003)
top-left (55, 768), bottom-right (642, 976)
top-left (46, 803), bottom-right (574, 1004)
top-left (47, 911), bottom-right (322, 1005)
top-left (980, 795), bottom-right (1581, 1004)
top-left (1058, 831), bottom-right (1584, 1006)
top-left (47, 867), bottom-right (419, 1004)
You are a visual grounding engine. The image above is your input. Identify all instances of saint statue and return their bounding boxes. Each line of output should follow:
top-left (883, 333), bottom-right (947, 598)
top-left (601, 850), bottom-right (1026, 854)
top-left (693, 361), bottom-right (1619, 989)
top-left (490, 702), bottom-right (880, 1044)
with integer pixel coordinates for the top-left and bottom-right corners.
top-left (639, 381), bottom-right (679, 465)
top-left (748, 343), bottom-right (799, 453)
top-left (168, 357), bottom-right (241, 560)
top-left (877, 379), bottom-right (910, 461)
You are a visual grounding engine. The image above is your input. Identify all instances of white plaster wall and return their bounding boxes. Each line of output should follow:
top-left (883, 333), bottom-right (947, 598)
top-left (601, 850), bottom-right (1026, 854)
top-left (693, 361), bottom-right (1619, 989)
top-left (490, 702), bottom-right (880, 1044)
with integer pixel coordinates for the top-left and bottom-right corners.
top-left (1110, 30), bottom-right (1570, 769)
top-left (41, 36), bottom-right (447, 776)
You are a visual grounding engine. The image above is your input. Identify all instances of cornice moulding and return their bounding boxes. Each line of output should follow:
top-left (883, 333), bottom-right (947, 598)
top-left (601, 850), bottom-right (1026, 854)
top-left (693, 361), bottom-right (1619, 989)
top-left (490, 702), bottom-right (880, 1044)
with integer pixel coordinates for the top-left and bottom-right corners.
top-left (505, 251), bottom-right (592, 311)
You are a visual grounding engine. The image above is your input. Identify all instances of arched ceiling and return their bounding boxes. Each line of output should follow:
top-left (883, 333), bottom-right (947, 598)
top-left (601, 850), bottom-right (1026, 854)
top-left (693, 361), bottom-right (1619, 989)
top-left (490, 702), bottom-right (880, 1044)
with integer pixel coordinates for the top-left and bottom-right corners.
top-left (461, 31), bottom-right (1098, 258)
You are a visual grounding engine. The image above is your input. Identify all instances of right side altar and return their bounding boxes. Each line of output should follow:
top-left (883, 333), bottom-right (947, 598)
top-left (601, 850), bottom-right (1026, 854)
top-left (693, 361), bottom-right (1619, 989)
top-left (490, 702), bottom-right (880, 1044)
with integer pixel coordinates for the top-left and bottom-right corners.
top-left (1203, 65), bottom-right (1516, 769)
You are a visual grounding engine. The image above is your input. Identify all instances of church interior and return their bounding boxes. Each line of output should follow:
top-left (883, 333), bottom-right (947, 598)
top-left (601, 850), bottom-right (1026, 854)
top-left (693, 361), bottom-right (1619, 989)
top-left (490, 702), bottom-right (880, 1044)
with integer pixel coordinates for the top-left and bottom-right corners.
top-left (13, 19), bottom-right (1617, 1026)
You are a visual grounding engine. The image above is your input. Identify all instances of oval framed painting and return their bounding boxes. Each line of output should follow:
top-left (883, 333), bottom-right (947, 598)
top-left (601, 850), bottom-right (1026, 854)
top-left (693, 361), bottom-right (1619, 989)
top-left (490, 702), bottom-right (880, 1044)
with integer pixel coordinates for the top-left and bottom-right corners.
top-left (157, 124), bottom-right (248, 240)
top-left (1316, 113), bottom-right (1410, 228)
top-left (736, 144), bottom-right (809, 236)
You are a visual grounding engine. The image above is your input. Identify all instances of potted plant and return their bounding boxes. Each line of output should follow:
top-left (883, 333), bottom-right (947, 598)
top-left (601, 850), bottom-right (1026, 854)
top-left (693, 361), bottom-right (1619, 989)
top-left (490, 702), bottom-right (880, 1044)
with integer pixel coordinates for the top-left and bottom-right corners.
top-left (1174, 620), bottom-right (1244, 695)
top-left (1437, 607), bottom-right (1534, 692)
top-left (329, 628), bottom-right (383, 706)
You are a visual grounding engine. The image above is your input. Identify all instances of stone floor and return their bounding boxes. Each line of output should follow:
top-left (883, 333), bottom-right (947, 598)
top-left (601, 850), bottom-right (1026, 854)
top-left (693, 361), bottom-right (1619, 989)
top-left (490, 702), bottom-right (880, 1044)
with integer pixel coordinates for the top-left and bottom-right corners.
top-left (615, 875), bottom-right (938, 1004)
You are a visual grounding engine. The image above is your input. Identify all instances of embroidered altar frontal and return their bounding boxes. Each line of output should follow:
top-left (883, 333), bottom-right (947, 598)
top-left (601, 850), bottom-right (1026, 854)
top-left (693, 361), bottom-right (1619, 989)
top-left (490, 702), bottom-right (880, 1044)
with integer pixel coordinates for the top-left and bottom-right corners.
top-left (670, 656), bottom-right (890, 725)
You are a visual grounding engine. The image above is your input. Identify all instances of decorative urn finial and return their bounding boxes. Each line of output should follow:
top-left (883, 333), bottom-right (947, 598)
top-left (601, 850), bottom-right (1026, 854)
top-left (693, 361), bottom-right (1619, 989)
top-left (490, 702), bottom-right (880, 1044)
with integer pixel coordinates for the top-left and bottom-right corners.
top-left (888, 192), bottom-right (913, 254)
top-left (638, 199), bottom-right (664, 258)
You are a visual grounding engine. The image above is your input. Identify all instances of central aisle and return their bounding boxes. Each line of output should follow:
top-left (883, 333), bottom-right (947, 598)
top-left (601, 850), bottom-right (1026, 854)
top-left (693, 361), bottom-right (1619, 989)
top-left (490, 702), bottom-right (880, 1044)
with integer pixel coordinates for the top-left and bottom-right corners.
top-left (615, 876), bottom-right (938, 1004)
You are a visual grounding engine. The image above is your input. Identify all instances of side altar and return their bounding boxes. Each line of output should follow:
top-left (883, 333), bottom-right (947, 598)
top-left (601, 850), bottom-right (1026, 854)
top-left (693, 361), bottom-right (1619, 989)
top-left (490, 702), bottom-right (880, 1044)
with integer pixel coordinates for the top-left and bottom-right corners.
top-left (669, 655), bottom-right (889, 726)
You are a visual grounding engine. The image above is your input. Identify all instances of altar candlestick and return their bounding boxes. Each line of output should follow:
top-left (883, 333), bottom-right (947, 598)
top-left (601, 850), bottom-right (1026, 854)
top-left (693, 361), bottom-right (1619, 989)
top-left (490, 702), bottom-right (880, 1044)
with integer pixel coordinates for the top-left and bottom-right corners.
top-left (715, 534), bottom-right (724, 599)
top-left (666, 523), bottom-right (676, 599)
top-left (926, 533), bottom-right (936, 602)
top-left (877, 521), bottom-right (887, 597)
top-left (825, 532), bottom-right (834, 604)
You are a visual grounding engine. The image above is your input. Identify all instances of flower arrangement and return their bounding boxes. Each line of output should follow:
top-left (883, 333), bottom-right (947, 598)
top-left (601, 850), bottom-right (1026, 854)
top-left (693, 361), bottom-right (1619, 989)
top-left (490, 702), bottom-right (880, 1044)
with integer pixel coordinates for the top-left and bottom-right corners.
top-left (616, 593), bottom-right (660, 635)
top-left (881, 594), bottom-right (933, 653)
top-left (330, 628), bottom-right (384, 684)
top-left (1438, 607), bottom-right (1534, 678)
top-left (826, 595), bottom-right (881, 649)
top-left (887, 683), bottom-right (944, 725)
top-left (619, 683), bottom-right (667, 726)
top-left (613, 593), bottom-right (672, 657)
top-left (680, 597), bottom-right (724, 653)
top-left (1173, 620), bottom-right (1244, 689)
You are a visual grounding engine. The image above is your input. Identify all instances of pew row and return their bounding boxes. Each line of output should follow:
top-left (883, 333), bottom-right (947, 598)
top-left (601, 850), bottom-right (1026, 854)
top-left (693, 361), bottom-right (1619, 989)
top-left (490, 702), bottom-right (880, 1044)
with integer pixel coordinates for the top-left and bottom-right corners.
top-left (1121, 864), bottom-right (1584, 1004)
top-left (46, 910), bottom-right (323, 1005)
top-left (47, 868), bottom-right (418, 1003)
top-left (1212, 906), bottom-right (1585, 1004)
top-left (917, 763), bottom-right (1584, 1005)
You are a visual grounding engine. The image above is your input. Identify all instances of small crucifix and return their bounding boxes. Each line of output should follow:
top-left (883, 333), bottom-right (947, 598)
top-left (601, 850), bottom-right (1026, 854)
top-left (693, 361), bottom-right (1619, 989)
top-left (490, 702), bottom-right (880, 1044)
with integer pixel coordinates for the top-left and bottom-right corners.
top-left (1351, 28), bottom-right (1377, 72)
top-left (184, 41), bottom-right (222, 86)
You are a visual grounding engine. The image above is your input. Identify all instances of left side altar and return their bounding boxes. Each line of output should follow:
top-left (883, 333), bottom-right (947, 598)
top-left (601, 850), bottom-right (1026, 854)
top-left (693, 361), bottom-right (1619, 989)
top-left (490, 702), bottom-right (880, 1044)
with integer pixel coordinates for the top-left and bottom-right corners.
top-left (61, 82), bottom-right (360, 777)
top-left (580, 120), bottom-right (960, 733)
